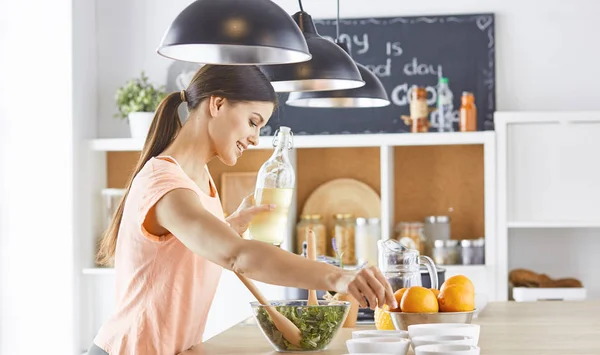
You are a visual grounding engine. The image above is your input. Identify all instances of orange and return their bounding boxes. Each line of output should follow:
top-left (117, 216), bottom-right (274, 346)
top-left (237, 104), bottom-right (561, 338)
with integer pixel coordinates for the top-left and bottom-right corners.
top-left (392, 288), bottom-right (407, 311)
top-left (440, 275), bottom-right (475, 295)
top-left (374, 304), bottom-right (395, 330)
top-left (438, 284), bottom-right (475, 312)
top-left (430, 288), bottom-right (440, 298)
top-left (400, 286), bottom-right (439, 313)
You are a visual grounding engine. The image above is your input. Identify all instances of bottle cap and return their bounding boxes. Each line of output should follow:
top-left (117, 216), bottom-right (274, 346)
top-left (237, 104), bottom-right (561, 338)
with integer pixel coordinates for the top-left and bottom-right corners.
top-left (439, 77), bottom-right (449, 84)
top-left (279, 126), bottom-right (291, 134)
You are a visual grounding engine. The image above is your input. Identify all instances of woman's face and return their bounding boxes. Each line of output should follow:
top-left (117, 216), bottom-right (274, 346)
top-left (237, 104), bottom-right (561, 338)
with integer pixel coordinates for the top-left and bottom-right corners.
top-left (207, 96), bottom-right (274, 166)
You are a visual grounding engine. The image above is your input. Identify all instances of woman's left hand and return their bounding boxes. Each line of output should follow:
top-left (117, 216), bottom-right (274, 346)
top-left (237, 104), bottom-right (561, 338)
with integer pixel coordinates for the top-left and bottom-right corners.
top-left (226, 193), bottom-right (275, 237)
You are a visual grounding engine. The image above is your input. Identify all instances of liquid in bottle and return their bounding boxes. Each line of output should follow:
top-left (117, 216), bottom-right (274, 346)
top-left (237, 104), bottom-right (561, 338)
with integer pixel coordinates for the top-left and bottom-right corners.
top-left (248, 126), bottom-right (295, 246)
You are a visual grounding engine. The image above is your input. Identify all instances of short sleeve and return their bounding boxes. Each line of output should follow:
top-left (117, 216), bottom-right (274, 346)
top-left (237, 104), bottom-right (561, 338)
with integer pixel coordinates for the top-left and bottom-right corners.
top-left (136, 159), bottom-right (198, 242)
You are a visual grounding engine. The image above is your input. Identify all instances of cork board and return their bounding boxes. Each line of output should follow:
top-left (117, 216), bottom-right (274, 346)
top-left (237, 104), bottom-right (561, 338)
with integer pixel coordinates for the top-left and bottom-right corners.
top-left (296, 147), bottom-right (381, 219)
top-left (106, 152), bottom-right (140, 188)
top-left (393, 144), bottom-right (484, 240)
top-left (106, 145), bottom-right (484, 241)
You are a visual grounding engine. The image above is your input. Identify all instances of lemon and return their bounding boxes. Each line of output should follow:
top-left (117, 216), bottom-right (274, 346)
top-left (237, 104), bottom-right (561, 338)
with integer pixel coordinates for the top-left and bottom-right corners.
top-left (374, 305), bottom-right (395, 330)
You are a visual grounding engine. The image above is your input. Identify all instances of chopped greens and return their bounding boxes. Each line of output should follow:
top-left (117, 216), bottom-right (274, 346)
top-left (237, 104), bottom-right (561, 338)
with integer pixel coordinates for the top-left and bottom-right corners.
top-left (255, 302), bottom-right (349, 352)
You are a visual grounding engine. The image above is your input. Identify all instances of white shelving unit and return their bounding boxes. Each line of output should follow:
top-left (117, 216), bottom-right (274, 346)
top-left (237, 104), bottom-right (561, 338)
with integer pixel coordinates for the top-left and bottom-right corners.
top-left (495, 111), bottom-right (600, 301)
top-left (79, 130), bottom-right (498, 351)
top-left (507, 221), bottom-right (600, 229)
top-left (89, 131), bottom-right (492, 151)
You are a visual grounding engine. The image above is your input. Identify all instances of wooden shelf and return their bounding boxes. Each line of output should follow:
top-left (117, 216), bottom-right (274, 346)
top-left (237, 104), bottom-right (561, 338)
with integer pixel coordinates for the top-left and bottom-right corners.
top-left (90, 131), bottom-right (494, 151)
top-left (507, 221), bottom-right (600, 228)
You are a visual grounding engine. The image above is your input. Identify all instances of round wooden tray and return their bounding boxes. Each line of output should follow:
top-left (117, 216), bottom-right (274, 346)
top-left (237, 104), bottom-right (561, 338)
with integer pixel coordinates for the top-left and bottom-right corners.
top-left (301, 178), bottom-right (381, 235)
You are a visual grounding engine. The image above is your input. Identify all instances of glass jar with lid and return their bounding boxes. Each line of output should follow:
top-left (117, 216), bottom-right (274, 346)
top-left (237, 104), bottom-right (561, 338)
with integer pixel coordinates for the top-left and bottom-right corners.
top-left (355, 217), bottom-right (381, 267)
top-left (460, 238), bottom-right (485, 265)
top-left (395, 221), bottom-right (426, 256)
top-left (431, 239), bottom-right (460, 265)
top-left (332, 213), bottom-right (356, 266)
top-left (296, 214), bottom-right (327, 256)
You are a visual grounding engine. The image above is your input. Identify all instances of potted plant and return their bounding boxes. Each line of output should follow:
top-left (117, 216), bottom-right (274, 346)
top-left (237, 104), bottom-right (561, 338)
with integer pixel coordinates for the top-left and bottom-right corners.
top-left (114, 71), bottom-right (166, 138)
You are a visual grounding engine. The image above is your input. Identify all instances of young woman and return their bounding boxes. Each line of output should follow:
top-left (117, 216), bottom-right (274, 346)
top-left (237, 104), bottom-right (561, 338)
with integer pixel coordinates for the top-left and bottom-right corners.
top-left (88, 65), bottom-right (397, 355)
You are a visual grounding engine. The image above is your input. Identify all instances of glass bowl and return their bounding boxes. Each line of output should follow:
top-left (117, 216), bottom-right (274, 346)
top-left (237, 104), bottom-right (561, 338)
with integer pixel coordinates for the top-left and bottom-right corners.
top-left (251, 299), bottom-right (350, 352)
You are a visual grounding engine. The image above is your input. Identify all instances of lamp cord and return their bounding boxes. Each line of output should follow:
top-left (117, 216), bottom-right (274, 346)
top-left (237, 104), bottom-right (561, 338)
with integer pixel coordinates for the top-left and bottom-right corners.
top-left (336, 0), bottom-right (340, 41)
top-left (298, 0), bottom-right (304, 12)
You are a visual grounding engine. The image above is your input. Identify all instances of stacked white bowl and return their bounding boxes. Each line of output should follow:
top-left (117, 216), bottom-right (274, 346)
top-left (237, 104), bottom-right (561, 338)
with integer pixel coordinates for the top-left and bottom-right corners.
top-left (345, 324), bottom-right (481, 355)
top-left (408, 323), bottom-right (481, 355)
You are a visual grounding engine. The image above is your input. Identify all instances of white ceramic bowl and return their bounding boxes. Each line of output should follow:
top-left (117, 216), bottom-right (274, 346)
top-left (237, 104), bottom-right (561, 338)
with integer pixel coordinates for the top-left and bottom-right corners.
top-left (352, 329), bottom-right (409, 339)
top-left (411, 335), bottom-right (475, 348)
top-left (408, 323), bottom-right (480, 345)
top-left (414, 344), bottom-right (480, 355)
top-left (346, 336), bottom-right (411, 354)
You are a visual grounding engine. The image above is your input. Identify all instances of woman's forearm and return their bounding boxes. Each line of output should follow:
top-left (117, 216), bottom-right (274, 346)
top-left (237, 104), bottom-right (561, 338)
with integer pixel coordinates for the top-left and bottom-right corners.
top-left (155, 189), bottom-right (350, 292)
top-left (232, 240), bottom-right (350, 293)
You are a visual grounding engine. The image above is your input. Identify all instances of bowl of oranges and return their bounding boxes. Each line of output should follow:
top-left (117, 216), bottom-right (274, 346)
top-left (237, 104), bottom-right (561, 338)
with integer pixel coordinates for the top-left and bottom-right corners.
top-left (377, 275), bottom-right (476, 331)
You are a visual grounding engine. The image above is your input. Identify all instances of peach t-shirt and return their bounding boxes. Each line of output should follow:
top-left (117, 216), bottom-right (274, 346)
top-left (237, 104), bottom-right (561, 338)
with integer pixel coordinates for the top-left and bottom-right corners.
top-left (94, 156), bottom-right (224, 355)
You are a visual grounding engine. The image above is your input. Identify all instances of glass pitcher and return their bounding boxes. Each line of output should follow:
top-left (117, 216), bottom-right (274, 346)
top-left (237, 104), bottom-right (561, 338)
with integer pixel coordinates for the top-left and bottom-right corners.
top-left (377, 239), bottom-right (438, 292)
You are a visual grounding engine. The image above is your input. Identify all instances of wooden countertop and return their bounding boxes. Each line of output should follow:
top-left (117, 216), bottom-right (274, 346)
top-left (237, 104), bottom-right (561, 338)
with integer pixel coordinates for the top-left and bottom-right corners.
top-left (183, 301), bottom-right (600, 355)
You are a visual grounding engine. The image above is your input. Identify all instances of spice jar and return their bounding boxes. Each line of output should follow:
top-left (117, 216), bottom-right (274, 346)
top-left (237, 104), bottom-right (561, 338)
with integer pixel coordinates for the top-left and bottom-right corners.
top-left (395, 221), bottom-right (426, 255)
top-left (460, 238), bottom-right (485, 265)
top-left (431, 240), bottom-right (460, 265)
top-left (333, 213), bottom-right (356, 266)
top-left (424, 215), bottom-right (451, 240)
top-left (296, 214), bottom-right (327, 256)
top-left (355, 217), bottom-right (381, 267)
top-left (459, 91), bottom-right (477, 132)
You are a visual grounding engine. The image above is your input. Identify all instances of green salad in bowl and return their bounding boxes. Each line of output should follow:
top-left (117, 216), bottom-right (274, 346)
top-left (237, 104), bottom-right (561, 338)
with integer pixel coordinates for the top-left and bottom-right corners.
top-left (251, 300), bottom-right (350, 352)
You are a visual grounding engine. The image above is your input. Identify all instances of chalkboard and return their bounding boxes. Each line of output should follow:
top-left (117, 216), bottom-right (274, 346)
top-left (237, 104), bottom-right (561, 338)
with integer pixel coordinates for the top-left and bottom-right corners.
top-left (261, 13), bottom-right (495, 136)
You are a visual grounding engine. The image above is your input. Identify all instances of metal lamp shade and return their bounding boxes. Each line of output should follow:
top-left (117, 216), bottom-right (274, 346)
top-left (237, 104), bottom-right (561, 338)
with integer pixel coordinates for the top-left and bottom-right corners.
top-left (260, 12), bottom-right (364, 92)
top-left (157, 0), bottom-right (311, 65)
top-left (286, 63), bottom-right (390, 107)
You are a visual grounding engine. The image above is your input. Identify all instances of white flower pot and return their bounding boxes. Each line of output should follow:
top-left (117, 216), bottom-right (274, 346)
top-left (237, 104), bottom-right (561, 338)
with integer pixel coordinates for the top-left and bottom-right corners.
top-left (128, 112), bottom-right (154, 139)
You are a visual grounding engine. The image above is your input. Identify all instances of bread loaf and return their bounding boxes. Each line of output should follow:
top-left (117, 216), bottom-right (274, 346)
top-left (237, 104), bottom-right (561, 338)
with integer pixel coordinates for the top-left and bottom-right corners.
top-left (509, 268), bottom-right (583, 288)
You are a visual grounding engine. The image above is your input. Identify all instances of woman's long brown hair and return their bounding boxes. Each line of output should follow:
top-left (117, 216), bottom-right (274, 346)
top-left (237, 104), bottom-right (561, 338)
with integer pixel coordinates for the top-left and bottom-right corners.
top-left (96, 65), bottom-right (277, 266)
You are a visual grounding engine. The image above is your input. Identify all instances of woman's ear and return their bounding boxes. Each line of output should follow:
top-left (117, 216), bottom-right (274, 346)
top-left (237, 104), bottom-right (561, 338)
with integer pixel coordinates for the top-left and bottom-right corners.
top-left (208, 96), bottom-right (226, 118)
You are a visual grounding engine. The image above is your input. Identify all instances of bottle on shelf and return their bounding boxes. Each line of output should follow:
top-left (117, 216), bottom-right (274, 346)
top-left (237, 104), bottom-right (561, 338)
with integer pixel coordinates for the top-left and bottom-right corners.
top-left (459, 91), bottom-right (477, 132)
top-left (248, 126), bottom-right (295, 246)
top-left (436, 77), bottom-right (454, 132)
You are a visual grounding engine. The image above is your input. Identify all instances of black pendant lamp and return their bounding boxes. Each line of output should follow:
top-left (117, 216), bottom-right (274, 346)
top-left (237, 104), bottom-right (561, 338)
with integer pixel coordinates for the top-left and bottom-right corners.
top-left (157, 0), bottom-right (311, 65)
top-left (259, 0), bottom-right (364, 92)
top-left (285, 0), bottom-right (391, 107)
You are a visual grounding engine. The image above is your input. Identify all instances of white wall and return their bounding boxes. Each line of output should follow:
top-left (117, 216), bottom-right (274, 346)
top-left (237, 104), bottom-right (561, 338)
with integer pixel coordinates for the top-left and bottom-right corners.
top-left (0, 0), bottom-right (75, 354)
top-left (96, 0), bottom-right (600, 138)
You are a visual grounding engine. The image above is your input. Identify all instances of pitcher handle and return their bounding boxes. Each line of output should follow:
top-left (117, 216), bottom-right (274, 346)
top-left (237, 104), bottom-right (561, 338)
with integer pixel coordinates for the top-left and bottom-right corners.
top-left (419, 255), bottom-right (438, 290)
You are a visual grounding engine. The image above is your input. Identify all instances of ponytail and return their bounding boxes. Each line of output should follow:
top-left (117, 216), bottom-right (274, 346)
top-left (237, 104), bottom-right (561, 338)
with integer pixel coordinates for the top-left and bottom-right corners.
top-left (96, 91), bottom-right (184, 266)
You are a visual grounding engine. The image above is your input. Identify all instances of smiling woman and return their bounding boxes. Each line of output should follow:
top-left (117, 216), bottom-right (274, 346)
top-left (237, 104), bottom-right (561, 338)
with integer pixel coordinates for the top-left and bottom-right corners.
top-left (88, 64), bottom-right (398, 355)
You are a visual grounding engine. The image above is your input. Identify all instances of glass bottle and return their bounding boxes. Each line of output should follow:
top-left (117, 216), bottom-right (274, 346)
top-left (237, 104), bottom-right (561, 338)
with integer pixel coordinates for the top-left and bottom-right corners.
top-left (437, 77), bottom-right (454, 132)
top-left (409, 87), bottom-right (430, 133)
top-left (248, 126), bottom-right (295, 246)
top-left (459, 91), bottom-right (477, 132)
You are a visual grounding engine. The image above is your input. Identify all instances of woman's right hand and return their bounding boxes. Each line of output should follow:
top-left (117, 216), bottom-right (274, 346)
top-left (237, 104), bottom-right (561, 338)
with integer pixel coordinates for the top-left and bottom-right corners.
top-left (335, 266), bottom-right (398, 310)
